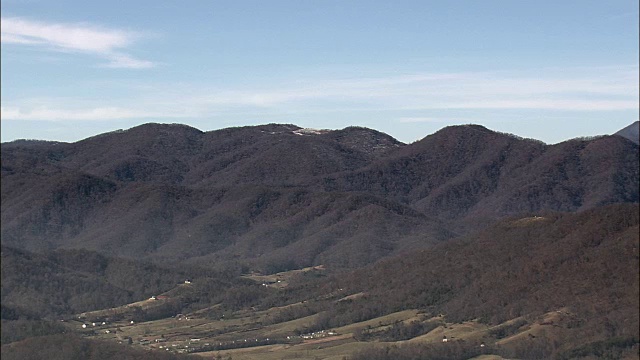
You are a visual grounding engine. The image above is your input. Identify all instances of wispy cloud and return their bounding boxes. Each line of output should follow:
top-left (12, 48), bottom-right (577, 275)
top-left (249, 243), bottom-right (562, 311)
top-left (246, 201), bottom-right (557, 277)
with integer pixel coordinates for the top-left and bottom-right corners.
top-left (397, 117), bottom-right (476, 123)
top-left (103, 54), bottom-right (155, 69)
top-left (0, 106), bottom-right (184, 121)
top-left (1, 66), bottom-right (637, 122)
top-left (1, 17), bottom-right (154, 68)
top-left (195, 67), bottom-right (639, 111)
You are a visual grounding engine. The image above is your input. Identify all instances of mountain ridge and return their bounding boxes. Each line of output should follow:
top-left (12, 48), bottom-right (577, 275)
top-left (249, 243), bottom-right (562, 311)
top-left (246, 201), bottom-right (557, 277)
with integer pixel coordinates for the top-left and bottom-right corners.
top-left (2, 122), bottom-right (638, 359)
top-left (2, 123), bottom-right (638, 272)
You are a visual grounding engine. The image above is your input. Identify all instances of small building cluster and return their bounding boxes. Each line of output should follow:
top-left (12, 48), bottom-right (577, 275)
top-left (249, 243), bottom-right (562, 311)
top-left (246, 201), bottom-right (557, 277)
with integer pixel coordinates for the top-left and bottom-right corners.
top-left (298, 330), bottom-right (338, 340)
top-left (175, 313), bottom-right (191, 321)
top-left (81, 321), bottom-right (108, 329)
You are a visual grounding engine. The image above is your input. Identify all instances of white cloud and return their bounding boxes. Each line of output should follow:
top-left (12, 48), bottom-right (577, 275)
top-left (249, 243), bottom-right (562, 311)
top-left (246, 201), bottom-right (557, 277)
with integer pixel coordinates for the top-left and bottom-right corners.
top-left (1, 17), bottom-right (154, 68)
top-left (0, 106), bottom-right (184, 121)
top-left (2, 66), bottom-right (637, 123)
top-left (1, 32), bottom-right (43, 45)
top-left (397, 117), bottom-right (476, 123)
top-left (444, 99), bottom-right (638, 111)
top-left (103, 54), bottom-right (155, 69)
top-left (194, 67), bottom-right (639, 111)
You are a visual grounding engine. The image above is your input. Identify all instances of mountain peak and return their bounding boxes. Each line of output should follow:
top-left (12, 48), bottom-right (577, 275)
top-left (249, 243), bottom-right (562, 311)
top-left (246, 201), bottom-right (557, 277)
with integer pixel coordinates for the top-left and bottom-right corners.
top-left (412, 124), bottom-right (509, 147)
top-left (320, 126), bottom-right (403, 156)
top-left (127, 122), bottom-right (204, 136)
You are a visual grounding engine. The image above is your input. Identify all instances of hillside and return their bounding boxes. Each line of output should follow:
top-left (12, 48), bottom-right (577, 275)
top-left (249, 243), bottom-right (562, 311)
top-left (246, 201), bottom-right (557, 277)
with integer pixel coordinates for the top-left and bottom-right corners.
top-left (615, 121), bottom-right (640, 144)
top-left (1, 120), bottom-right (638, 358)
top-left (2, 123), bottom-right (638, 272)
top-left (339, 203), bottom-right (639, 325)
top-left (3, 203), bottom-right (633, 359)
top-left (322, 125), bottom-right (639, 221)
top-left (0, 246), bottom-right (194, 318)
top-left (1, 334), bottom-right (192, 360)
top-left (285, 203), bottom-right (640, 358)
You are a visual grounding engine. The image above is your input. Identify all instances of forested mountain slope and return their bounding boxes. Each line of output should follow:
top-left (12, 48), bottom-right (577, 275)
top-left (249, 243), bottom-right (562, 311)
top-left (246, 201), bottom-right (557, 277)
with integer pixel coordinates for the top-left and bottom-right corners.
top-left (2, 123), bottom-right (638, 272)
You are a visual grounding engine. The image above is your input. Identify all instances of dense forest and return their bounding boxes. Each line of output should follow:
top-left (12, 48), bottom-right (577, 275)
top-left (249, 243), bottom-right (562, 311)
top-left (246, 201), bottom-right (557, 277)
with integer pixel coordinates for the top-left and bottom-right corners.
top-left (2, 124), bottom-right (637, 272)
top-left (1, 123), bottom-right (638, 359)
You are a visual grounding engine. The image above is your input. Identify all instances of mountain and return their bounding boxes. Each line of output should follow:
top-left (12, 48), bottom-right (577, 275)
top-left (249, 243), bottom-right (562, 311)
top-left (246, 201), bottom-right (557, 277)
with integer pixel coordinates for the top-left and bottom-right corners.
top-left (19, 123), bottom-right (402, 187)
top-left (342, 203), bottom-right (639, 322)
top-left (307, 203), bottom-right (639, 357)
top-left (321, 125), bottom-right (639, 222)
top-left (614, 121), bottom-right (640, 144)
top-left (1, 123), bottom-right (638, 272)
top-left (2, 123), bottom-right (639, 359)
top-left (0, 246), bottom-right (192, 318)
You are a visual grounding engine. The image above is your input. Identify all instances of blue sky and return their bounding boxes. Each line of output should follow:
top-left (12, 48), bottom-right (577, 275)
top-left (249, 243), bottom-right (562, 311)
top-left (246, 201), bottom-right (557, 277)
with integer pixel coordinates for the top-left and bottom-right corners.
top-left (1, 0), bottom-right (638, 144)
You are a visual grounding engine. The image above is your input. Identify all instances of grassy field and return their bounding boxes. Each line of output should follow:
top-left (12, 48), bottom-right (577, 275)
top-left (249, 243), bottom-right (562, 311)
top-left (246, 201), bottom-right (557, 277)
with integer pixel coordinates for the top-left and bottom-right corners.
top-left (68, 301), bottom-right (557, 359)
top-left (63, 267), bottom-right (578, 359)
top-left (242, 265), bottom-right (326, 288)
top-left (75, 282), bottom-right (193, 320)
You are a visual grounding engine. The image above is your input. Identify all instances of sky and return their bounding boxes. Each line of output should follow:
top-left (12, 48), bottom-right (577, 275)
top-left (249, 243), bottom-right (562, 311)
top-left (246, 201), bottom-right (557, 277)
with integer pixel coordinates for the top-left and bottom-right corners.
top-left (1, 0), bottom-right (638, 144)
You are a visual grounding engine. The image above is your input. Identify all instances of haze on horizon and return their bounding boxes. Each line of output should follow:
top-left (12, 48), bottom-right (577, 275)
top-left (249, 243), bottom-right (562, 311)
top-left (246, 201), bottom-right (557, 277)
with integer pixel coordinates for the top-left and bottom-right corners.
top-left (1, 0), bottom-right (638, 144)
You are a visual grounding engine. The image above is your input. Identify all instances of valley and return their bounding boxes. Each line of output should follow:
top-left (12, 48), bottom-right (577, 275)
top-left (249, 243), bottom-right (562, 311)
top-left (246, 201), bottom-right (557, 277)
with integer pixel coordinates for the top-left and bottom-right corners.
top-left (2, 122), bottom-right (639, 359)
top-left (60, 274), bottom-right (575, 360)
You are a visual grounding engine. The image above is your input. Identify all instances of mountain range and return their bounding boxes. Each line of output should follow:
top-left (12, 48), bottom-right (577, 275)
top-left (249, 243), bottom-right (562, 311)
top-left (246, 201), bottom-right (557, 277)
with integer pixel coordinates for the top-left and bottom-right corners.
top-left (2, 123), bottom-right (638, 272)
top-left (1, 122), bottom-right (638, 359)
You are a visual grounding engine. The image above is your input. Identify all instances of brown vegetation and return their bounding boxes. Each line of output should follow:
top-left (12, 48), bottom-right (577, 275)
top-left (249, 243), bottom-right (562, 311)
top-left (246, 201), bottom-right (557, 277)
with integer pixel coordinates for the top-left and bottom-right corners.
top-left (1, 123), bottom-right (638, 359)
top-left (1, 334), bottom-right (192, 360)
top-left (2, 123), bottom-right (637, 272)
